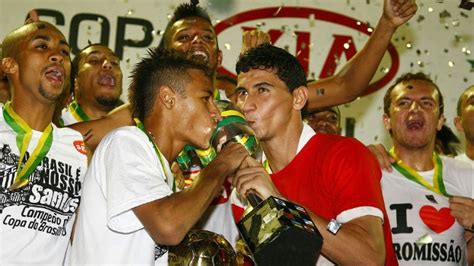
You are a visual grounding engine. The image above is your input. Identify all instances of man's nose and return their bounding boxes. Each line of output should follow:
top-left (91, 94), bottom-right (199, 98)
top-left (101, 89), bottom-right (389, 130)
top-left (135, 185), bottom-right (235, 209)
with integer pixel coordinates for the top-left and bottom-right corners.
top-left (409, 101), bottom-right (421, 112)
top-left (102, 60), bottom-right (113, 70)
top-left (50, 52), bottom-right (64, 64)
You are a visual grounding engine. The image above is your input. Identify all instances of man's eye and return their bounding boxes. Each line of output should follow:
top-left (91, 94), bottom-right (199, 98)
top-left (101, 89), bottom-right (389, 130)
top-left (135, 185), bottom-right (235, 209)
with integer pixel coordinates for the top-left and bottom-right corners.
top-left (36, 44), bottom-right (47, 49)
top-left (397, 100), bottom-right (410, 107)
top-left (203, 34), bottom-right (214, 41)
top-left (61, 49), bottom-right (70, 57)
top-left (177, 35), bottom-right (190, 41)
top-left (235, 89), bottom-right (247, 96)
top-left (421, 101), bottom-right (434, 108)
top-left (327, 115), bottom-right (338, 122)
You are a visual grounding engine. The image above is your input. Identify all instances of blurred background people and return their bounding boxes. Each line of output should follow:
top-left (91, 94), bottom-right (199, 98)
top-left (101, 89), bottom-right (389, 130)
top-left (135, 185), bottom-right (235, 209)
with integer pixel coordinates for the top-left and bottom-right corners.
top-left (61, 43), bottom-right (123, 126)
top-left (304, 106), bottom-right (342, 135)
top-left (454, 85), bottom-right (474, 164)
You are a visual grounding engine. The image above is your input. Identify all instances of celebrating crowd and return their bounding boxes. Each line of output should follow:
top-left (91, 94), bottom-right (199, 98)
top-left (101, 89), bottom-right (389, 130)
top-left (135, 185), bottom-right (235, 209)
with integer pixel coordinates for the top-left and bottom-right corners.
top-left (1, 0), bottom-right (473, 265)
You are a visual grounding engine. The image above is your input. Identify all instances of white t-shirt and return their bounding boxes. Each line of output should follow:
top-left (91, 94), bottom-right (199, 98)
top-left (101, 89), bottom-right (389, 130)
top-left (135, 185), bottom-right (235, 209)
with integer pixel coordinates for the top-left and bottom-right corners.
top-left (382, 156), bottom-right (474, 265)
top-left (70, 126), bottom-right (174, 265)
top-left (456, 153), bottom-right (473, 166)
top-left (0, 104), bottom-right (88, 265)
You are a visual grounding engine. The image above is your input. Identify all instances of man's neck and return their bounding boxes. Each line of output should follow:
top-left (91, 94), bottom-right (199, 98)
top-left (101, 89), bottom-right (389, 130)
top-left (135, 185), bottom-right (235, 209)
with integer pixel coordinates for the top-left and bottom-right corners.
top-left (144, 114), bottom-right (181, 164)
top-left (261, 121), bottom-right (304, 173)
top-left (465, 141), bottom-right (474, 161)
top-left (393, 144), bottom-right (435, 171)
top-left (78, 101), bottom-right (113, 121)
top-left (10, 99), bottom-right (54, 131)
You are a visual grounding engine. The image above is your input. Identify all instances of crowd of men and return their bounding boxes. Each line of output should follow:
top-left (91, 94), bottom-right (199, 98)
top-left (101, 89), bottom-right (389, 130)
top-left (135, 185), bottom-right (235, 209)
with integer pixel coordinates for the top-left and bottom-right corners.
top-left (1, 0), bottom-right (473, 265)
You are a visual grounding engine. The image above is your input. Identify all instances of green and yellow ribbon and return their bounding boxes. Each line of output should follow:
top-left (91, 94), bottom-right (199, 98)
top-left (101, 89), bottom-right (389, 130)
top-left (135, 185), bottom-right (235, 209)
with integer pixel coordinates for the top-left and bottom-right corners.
top-left (389, 147), bottom-right (450, 197)
top-left (68, 101), bottom-right (90, 122)
top-left (134, 118), bottom-right (176, 192)
top-left (3, 101), bottom-right (53, 190)
top-left (263, 160), bottom-right (271, 173)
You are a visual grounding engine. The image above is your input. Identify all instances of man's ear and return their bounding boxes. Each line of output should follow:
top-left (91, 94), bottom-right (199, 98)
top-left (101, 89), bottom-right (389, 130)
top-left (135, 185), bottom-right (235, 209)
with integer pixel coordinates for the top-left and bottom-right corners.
top-left (159, 86), bottom-right (176, 109)
top-left (217, 49), bottom-right (223, 67)
top-left (292, 86), bottom-right (308, 111)
top-left (436, 114), bottom-right (446, 131)
top-left (383, 113), bottom-right (391, 131)
top-left (1, 57), bottom-right (18, 75)
top-left (454, 116), bottom-right (464, 132)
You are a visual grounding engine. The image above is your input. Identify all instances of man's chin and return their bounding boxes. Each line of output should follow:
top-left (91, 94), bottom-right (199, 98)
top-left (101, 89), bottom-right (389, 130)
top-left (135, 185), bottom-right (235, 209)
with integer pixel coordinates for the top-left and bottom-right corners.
top-left (39, 86), bottom-right (63, 103)
top-left (96, 96), bottom-right (120, 107)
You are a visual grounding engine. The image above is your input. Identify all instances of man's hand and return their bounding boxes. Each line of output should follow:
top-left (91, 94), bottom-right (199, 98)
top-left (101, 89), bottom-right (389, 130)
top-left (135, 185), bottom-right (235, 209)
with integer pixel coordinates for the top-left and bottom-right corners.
top-left (233, 156), bottom-right (282, 200)
top-left (382, 0), bottom-right (418, 28)
top-left (208, 142), bottom-right (250, 178)
top-left (449, 196), bottom-right (474, 231)
top-left (240, 29), bottom-right (271, 55)
top-left (367, 144), bottom-right (395, 172)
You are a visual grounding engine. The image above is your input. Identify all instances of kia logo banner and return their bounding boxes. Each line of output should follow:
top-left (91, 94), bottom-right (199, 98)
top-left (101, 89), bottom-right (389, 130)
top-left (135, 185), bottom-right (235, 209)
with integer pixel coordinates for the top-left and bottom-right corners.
top-left (215, 6), bottom-right (400, 96)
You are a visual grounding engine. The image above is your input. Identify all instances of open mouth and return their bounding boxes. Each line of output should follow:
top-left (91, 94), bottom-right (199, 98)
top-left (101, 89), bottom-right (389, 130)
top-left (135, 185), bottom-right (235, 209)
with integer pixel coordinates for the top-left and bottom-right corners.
top-left (406, 120), bottom-right (424, 130)
top-left (189, 48), bottom-right (209, 62)
top-left (44, 67), bottom-right (64, 83)
top-left (97, 74), bottom-right (116, 87)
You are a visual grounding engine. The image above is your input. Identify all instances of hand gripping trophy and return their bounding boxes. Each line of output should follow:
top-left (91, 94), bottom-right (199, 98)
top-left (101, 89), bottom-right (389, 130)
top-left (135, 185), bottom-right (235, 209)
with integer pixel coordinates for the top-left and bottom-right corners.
top-left (171, 101), bottom-right (323, 266)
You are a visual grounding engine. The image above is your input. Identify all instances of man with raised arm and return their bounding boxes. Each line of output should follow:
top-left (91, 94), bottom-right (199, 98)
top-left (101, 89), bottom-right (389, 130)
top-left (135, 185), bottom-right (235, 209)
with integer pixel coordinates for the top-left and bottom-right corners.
top-left (70, 0), bottom-right (417, 150)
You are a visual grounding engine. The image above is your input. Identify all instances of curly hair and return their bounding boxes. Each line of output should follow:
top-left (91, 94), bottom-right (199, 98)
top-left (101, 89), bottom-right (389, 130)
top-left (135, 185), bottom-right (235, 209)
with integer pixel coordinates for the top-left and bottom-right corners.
top-left (158, 1), bottom-right (213, 49)
top-left (236, 43), bottom-right (307, 92)
top-left (128, 47), bottom-right (214, 121)
top-left (383, 72), bottom-right (444, 116)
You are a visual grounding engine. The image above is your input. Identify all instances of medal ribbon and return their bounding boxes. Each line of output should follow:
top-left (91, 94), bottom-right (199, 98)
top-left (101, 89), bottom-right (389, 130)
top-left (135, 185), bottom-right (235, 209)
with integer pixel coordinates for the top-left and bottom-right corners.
top-left (134, 118), bottom-right (176, 192)
top-left (263, 160), bottom-right (271, 174)
top-left (389, 147), bottom-right (450, 197)
top-left (69, 101), bottom-right (90, 122)
top-left (3, 101), bottom-right (53, 190)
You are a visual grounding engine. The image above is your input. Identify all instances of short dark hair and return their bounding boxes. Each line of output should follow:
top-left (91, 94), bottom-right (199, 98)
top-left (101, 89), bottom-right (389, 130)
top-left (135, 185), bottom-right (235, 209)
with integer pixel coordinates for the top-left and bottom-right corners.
top-left (128, 47), bottom-right (214, 121)
top-left (456, 85), bottom-right (474, 116)
top-left (303, 106), bottom-right (340, 121)
top-left (236, 43), bottom-right (307, 92)
top-left (158, 2), bottom-right (213, 49)
top-left (383, 72), bottom-right (444, 116)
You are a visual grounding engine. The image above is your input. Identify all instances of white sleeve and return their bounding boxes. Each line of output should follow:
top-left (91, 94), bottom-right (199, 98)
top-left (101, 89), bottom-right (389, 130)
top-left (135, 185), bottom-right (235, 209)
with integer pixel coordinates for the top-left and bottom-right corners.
top-left (104, 129), bottom-right (173, 233)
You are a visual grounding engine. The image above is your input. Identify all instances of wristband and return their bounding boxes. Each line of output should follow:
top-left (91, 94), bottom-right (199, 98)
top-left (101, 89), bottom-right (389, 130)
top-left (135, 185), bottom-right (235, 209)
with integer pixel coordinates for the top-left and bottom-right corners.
top-left (327, 219), bottom-right (342, 235)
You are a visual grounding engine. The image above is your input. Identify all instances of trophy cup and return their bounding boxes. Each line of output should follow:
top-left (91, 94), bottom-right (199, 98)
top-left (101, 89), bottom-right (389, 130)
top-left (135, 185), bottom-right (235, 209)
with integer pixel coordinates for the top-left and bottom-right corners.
top-left (168, 229), bottom-right (236, 266)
